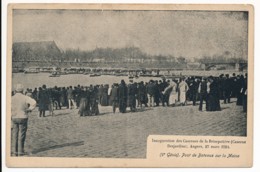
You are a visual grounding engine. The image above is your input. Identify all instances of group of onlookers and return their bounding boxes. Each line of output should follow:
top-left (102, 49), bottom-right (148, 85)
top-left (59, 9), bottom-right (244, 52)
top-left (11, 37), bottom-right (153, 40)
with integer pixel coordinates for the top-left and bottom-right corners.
top-left (12, 73), bottom-right (248, 117)
top-left (10, 73), bottom-right (247, 156)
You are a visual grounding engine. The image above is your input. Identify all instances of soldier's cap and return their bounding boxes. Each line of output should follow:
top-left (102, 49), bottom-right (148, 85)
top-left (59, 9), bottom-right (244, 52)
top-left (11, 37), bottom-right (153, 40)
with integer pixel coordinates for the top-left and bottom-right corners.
top-left (15, 84), bottom-right (24, 92)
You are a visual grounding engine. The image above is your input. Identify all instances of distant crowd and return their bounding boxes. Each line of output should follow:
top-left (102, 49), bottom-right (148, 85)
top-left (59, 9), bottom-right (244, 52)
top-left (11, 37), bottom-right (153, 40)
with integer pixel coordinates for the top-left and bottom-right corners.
top-left (12, 73), bottom-right (248, 117)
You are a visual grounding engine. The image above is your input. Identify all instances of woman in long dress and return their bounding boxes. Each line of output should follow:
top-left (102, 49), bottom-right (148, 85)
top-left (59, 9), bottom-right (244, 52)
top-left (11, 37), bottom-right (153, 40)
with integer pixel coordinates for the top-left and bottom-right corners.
top-left (178, 78), bottom-right (189, 106)
top-left (78, 87), bottom-right (90, 116)
top-left (164, 80), bottom-right (178, 106)
top-left (207, 77), bottom-right (221, 111)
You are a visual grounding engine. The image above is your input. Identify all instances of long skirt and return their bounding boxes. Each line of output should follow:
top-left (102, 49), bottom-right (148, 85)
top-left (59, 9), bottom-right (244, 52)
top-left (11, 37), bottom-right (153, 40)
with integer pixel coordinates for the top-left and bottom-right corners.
top-left (89, 100), bottom-right (99, 115)
top-left (78, 98), bottom-right (90, 116)
top-left (169, 92), bottom-right (178, 105)
top-left (207, 95), bottom-right (221, 111)
top-left (101, 94), bottom-right (108, 106)
top-left (179, 91), bottom-right (186, 103)
top-left (236, 93), bottom-right (243, 106)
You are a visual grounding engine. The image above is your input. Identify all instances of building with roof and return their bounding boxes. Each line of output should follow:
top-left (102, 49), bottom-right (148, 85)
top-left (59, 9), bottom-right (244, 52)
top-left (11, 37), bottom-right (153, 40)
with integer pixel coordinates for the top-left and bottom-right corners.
top-left (12, 41), bottom-right (62, 72)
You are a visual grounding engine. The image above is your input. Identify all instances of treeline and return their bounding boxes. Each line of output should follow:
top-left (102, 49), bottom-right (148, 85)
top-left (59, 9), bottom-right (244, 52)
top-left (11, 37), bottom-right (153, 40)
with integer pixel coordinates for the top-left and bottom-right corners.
top-left (62, 47), bottom-right (247, 64)
top-left (62, 47), bottom-right (184, 63)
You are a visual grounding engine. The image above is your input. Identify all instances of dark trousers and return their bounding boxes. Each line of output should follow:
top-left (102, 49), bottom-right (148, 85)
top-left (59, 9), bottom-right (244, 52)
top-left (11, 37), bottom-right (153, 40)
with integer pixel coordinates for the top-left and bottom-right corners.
top-left (192, 92), bottom-right (197, 106)
top-left (119, 98), bottom-right (127, 113)
top-left (112, 100), bottom-right (118, 113)
top-left (162, 94), bottom-right (169, 106)
top-left (199, 93), bottom-right (208, 111)
top-left (53, 99), bottom-right (61, 110)
top-left (154, 94), bottom-right (160, 106)
top-left (11, 118), bottom-right (28, 156)
top-left (243, 95), bottom-right (247, 112)
top-left (223, 90), bottom-right (231, 103)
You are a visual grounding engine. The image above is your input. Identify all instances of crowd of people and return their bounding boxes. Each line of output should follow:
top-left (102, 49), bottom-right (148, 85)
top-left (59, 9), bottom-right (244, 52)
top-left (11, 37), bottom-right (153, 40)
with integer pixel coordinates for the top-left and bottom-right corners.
top-left (11, 73), bottom-right (247, 156)
top-left (12, 73), bottom-right (248, 118)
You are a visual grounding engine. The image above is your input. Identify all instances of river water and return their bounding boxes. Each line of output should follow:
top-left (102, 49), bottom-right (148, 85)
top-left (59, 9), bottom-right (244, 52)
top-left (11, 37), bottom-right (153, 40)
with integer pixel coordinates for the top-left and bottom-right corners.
top-left (12, 73), bottom-right (159, 90)
top-left (12, 69), bottom-right (245, 90)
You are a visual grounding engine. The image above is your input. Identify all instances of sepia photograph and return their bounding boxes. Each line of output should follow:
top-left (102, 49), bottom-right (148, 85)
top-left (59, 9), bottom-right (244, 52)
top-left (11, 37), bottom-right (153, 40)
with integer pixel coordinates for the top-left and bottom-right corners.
top-left (5, 3), bottom-right (253, 167)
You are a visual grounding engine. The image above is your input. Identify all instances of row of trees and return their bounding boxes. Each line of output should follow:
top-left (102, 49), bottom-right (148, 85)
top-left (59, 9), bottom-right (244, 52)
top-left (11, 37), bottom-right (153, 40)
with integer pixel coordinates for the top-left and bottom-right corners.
top-left (13, 43), bottom-right (247, 65)
top-left (62, 47), bottom-right (194, 64)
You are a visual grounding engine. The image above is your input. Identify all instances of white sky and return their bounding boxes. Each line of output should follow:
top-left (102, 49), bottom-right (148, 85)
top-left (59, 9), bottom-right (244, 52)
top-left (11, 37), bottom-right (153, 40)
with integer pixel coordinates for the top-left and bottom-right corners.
top-left (13, 10), bottom-right (248, 58)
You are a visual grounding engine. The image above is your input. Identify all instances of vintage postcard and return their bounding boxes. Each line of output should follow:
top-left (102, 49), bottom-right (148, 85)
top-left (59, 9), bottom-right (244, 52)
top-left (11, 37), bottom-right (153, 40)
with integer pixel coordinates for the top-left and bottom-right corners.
top-left (6, 4), bottom-right (254, 167)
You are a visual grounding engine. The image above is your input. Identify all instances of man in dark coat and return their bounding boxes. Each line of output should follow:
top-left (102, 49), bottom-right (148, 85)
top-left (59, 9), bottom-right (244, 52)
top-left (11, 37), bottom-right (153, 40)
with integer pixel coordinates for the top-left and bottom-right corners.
top-left (241, 73), bottom-right (247, 112)
top-left (137, 81), bottom-right (148, 108)
top-left (207, 77), bottom-right (221, 111)
top-left (38, 84), bottom-right (50, 117)
top-left (110, 83), bottom-right (119, 113)
top-left (89, 85), bottom-right (99, 115)
top-left (118, 80), bottom-right (128, 113)
top-left (98, 85), bottom-right (104, 104)
top-left (52, 86), bottom-right (61, 110)
top-left (101, 84), bottom-right (109, 106)
top-left (236, 75), bottom-right (244, 106)
top-left (154, 81), bottom-right (161, 106)
top-left (223, 74), bottom-right (232, 104)
top-left (190, 78), bottom-right (199, 106)
top-left (127, 80), bottom-right (137, 112)
top-left (160, 79), bottom-right (169, 106)
top-left (198, 77), bottom-right (208, 111)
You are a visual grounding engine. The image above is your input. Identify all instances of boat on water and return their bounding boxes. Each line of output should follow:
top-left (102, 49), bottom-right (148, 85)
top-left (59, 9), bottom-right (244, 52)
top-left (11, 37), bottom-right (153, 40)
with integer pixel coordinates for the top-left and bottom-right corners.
top-left (49, 71), bottom-right (61, 77)
top-left (89, 73), bottom-right (101, 77)
top-left (24, 70), bottom-right (39, 74)
top-left (24, 67), bottom-right (40, 74)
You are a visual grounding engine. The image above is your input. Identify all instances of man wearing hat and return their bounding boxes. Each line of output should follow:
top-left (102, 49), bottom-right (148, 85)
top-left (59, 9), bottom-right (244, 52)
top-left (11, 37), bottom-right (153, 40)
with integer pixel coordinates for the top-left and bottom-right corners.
top-left (118, 80), bottom-right (128, 113)
top-left (11, 84), bottom-right (37, 156)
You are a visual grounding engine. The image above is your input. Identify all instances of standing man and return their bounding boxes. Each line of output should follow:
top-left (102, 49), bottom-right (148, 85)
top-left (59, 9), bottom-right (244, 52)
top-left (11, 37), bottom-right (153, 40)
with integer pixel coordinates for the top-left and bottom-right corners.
top-left (110, 83), bottom-right (119, 113)
top-left (11, 84), bottom-right (36, 156)
top-left (137, 81), bottom-right (148, 108)
top-left (127, 80), bottom-right (137, 112)
top-left (147, 80), bottom-right (155, 107)
top-left (189, 77), bottom-right (199, 106)
top-left (198, 77), bottom-right (208, 111)
top-left (38, 84), bottom-right (50, 117)
top-left (67, 86), bottom-right (77, 109)
top-left (223, 74), bottom-right (232, 104)
top-left (118, 80), bottom-right (128, 113)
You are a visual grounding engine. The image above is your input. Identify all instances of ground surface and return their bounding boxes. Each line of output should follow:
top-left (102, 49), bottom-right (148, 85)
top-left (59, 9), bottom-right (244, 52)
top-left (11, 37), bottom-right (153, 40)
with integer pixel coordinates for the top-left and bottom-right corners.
top-left (11, 99), bottom-right (247, 158)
